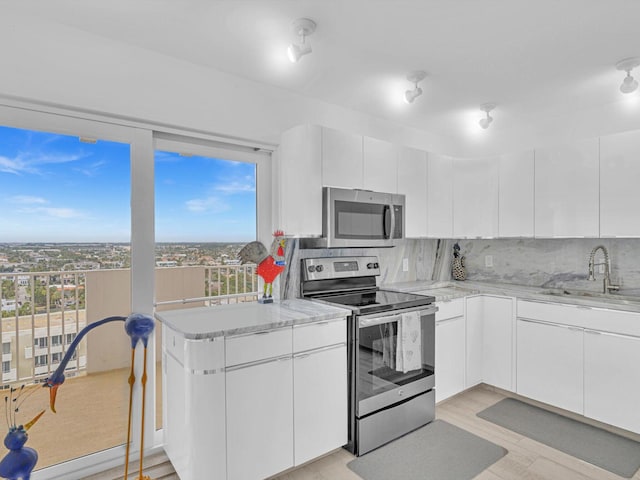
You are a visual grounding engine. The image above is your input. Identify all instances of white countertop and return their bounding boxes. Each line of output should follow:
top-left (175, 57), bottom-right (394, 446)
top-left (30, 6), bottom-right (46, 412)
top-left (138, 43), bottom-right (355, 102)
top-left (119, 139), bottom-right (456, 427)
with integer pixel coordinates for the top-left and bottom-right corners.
top-left (383, 280), bottom-right (640, 313)
top-left (155, 298), bottom-right (351, 339)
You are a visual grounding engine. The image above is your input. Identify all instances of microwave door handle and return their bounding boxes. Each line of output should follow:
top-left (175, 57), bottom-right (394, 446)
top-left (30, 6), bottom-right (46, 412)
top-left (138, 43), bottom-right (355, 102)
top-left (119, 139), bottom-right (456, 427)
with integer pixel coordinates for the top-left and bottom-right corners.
top-left (382, 204), bottom-right (391, 239)
top-left (388, 204), bottom-right (396, 239)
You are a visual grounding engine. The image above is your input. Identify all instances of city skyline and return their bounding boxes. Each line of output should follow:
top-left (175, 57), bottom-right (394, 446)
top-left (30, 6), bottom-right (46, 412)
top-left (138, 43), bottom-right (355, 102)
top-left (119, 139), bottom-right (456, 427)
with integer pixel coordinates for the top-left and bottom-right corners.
top-left (0, 125), bottom-right (257, 243)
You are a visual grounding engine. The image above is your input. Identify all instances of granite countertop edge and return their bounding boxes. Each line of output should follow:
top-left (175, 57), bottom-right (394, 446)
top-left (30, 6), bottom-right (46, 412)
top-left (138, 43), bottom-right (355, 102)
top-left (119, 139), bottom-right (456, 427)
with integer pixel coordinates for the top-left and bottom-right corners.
top-left (155, 298), bottom-right (352, 339)
top-left (382, 280), bottom-right (640, 313)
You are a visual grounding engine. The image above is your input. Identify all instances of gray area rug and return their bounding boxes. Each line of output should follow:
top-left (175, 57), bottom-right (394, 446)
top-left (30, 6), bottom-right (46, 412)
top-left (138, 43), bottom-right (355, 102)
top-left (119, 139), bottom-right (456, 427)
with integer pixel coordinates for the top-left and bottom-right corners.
top-left (477, 397), bottom-right (640, 478)
top-left (347, 420), bottom-right (507, 480)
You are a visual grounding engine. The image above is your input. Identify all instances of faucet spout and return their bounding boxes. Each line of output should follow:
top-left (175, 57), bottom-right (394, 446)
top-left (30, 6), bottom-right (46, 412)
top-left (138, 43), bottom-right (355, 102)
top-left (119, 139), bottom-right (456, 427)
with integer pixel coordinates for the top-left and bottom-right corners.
top-left (588, 245), bottom-right (619, 294)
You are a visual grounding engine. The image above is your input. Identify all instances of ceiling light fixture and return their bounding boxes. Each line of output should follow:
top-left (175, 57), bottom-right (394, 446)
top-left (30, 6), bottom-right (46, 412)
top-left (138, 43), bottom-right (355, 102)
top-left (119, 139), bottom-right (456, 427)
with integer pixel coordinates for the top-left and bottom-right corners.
top-left (616, 57), bottom-right (640, 94)
top-left (287, 18), bottom-right (316, 63)
top-left (479, 103), bottom-right (496, 129)
top-left (404, 71), bottom-right (427, 104)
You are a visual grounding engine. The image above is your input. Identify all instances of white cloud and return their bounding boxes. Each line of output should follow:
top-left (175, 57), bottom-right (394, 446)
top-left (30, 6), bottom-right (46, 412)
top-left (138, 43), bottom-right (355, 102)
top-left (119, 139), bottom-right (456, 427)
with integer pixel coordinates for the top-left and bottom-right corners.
top-left (185, 196), bottom-right (230, 213)
top-left (214, 181), bottom-right (255, 194)
top-left (9, 195), bottom-right (48, 205)
top-left (0, 152), bottom-right (86, 175)
top-left (39, 207), bottom-right (84, 219)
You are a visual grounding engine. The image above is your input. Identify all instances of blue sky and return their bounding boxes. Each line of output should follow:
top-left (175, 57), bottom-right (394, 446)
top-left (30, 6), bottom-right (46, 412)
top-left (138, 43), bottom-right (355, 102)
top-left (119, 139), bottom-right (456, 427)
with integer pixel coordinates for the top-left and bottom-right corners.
top-left (0, 125), bottom-right (256, 242)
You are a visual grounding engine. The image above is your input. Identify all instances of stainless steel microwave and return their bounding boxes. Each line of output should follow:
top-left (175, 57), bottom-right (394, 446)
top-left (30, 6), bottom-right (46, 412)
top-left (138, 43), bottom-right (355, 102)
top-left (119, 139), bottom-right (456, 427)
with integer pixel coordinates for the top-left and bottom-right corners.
top-left (303, 187), bottom-right (405, 248)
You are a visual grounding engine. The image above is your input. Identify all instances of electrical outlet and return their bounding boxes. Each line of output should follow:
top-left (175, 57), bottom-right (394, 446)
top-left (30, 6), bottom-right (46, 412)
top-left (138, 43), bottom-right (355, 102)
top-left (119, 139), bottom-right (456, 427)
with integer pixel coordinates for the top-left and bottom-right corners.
top-left (485, 255), bottom-right (493, 268)
top-left (402, 258), bottom-right (409, 272)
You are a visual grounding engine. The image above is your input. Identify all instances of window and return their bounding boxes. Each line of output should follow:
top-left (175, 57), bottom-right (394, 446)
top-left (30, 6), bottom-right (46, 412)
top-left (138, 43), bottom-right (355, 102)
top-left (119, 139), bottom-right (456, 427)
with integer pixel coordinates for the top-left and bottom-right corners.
top-left (65, 333), bottom-right (76, 344)
top-left (35, 355), bottom-right (48, 367)
top-left (2, 361), bottom-right (10, 373)
top-left (0, 111), bottom-right (141, 474)
top-left (2, 342), bottom-right (10, 355)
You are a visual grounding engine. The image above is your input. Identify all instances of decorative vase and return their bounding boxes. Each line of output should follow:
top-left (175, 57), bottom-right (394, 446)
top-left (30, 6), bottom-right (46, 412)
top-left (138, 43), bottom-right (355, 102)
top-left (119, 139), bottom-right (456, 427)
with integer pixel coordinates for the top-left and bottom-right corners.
top-left (452, 243), bottom-right (467, 281)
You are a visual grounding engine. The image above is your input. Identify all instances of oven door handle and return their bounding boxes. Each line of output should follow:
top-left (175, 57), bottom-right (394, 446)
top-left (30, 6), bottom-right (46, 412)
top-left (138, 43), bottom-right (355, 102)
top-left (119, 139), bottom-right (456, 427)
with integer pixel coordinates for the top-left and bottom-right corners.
top-left (358, 304), bottom-right (438, 328)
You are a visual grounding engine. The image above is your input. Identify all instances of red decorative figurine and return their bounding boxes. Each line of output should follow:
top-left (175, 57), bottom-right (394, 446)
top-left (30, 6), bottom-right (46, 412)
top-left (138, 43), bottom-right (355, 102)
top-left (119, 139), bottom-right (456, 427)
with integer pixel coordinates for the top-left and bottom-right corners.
top-left (238, 230), bottom-right (287, 303)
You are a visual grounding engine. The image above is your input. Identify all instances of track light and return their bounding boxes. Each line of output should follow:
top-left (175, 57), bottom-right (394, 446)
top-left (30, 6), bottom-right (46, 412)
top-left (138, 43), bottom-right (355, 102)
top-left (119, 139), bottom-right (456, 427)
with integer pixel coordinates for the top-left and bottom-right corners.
top-left (616, 57), bottom-right (640, 94)
top-left (287, 18), bottom-right (316, 63)
top-left (404, 71), bottom-right (427, 104)
top-left (479, 103), bottom-right (496, 129)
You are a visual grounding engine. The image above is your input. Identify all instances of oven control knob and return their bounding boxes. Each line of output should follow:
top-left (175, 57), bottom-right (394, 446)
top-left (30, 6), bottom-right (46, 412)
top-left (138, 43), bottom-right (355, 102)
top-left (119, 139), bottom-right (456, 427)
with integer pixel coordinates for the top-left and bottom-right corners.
top-left (315, 265), bottom-right (324, 272)
top-left (367, 262), bottom-right (374, 269)
top-left (307, 266), bottom-right (315, 273)
top-left (374, 262), bottom-right (379, 269)
top-left (398, 389), bottom-right (404, 396)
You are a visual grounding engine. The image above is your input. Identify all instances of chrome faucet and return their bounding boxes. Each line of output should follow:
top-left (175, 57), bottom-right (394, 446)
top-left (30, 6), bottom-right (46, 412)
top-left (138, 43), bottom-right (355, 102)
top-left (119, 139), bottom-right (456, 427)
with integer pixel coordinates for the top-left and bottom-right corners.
top-left (588, 245), bottom-right (620, 294)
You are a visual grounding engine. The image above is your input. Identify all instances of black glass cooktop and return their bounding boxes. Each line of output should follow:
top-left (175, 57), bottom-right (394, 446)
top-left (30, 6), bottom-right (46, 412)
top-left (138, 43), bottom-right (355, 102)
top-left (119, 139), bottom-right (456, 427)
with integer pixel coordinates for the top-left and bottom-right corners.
top-left (317, 289), bottom-right (434, 315)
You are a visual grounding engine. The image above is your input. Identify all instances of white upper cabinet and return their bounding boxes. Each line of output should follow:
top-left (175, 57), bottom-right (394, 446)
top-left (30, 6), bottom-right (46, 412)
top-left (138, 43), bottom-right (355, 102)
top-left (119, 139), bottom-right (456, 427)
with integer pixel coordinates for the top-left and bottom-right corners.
top-left (499, 150), bottom-right (534, 237)
top-left (397, 146), bottom-right (428, 237)
top-left (452, 157), bottom-right (499, 238)
top-left (427, 154), bottom-right (453, 238)
top-left (363, 136), bottom-right (398, 193)
top-left (534, 138), bottom-right (599, 237)
top-left (600, 130), bottom-right (640, 237)
top-left (276, 124), bottom-right (323, 237)
top-left (321, 127), bottom-right (363, 189)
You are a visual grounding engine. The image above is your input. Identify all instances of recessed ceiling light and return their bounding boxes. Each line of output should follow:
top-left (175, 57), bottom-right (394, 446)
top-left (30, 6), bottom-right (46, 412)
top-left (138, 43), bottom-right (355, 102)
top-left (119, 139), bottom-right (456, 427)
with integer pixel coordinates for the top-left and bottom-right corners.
top-left (287, 18), bottom-right (316, 63)
top-left (404, 71), bottom-right (427, 104)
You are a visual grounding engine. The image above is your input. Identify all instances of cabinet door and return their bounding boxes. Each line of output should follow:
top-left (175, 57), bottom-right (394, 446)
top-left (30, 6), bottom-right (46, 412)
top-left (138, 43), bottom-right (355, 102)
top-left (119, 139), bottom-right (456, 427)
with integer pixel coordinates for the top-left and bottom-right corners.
top-left (499, 150), bottom-right (534, 237)
top-left (516, 319), bottom-right (583, 414)
top-left (435, 315), bottom-right (465, 402)
top-left (397, 146), bottom-right (428, 237)
top-left (427, 154), bottom-right (453, 238)
top-left (584, 330), bottom-right (640, 433)
top-left (363, 136), bottom-right (397, 193)
top-left (482, 296), bottom-right (514, 391)
top-left (322, 127), bottom-right (363, 189)
top-left (534, 138), bottom-right (599, 237)
top-left (294, 345), bottom-right (348, 465)
top-left (226, 357), bottom-right (293, 480)
top-left (452, 157), bottom-right (499, 238)
top-left (465, 296), bottom-right (483, 388)
top-left (600, 130), bottom-right (640, 237)
top-left (277, 124), bottom-right (322, 236)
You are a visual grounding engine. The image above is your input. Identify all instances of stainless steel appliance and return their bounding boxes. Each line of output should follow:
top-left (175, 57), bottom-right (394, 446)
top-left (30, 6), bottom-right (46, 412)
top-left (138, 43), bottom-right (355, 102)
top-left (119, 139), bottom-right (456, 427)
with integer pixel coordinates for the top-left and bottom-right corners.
top-left (302, 187), bottom-right (405, 248)
top-left (301, 256), bottom-right (436, 455)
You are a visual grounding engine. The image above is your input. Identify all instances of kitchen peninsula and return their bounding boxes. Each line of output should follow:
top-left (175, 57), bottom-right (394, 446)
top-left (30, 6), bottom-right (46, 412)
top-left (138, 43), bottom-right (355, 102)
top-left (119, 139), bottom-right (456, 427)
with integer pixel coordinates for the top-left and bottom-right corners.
top-left (155, 299), bottom-right (351, 480)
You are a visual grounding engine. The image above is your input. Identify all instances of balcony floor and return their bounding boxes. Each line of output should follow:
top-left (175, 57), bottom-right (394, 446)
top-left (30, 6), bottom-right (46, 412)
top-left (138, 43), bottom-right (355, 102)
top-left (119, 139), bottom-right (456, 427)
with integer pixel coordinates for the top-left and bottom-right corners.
top-left (0, 363), bottom-right (162, 472)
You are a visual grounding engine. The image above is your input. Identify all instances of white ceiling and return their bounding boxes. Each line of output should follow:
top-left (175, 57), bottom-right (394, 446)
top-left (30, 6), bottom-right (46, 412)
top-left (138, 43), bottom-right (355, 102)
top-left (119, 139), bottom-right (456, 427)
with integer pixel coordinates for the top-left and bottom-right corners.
top-left (6, 0), bottom-right (640, 144)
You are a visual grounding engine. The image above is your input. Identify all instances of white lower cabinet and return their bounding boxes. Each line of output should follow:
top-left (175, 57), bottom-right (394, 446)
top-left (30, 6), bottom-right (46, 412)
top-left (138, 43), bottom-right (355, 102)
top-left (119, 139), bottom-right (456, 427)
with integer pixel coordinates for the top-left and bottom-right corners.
top-left (294, 344), bottom-right (347, 465)
top-left (464, 297), bottom-right (484, 388)
top-left (226, 357), bottom-right (294, 480)
top-left (435, 299), bottom-right (465, 402)
top-left (584, 330), bottom-right (640, 433)
top-left (482, 296), bottom-right (514, 391)
top-left (516, 318), bottom-right (583, 414)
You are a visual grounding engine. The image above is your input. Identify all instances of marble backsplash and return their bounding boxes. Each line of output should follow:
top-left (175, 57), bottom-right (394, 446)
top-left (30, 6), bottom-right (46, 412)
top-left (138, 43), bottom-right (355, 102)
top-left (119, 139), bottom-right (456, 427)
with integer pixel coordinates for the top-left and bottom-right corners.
top-left (280, 237), bottom-right (640, 299)
top-left (455, 238), bottom-right (640, 295)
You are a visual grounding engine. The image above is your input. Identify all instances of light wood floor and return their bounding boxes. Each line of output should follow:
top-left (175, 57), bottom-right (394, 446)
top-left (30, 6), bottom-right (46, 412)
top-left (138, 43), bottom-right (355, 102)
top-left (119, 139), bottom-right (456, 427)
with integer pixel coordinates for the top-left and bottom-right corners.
top-left (271, 385), bottom-right (640, 480)
top-left (84, 384), bottom-right (640, 480)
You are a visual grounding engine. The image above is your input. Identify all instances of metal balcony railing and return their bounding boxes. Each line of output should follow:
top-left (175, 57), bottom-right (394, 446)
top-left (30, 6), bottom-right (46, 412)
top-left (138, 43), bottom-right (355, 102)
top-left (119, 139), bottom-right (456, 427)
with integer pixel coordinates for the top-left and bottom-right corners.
top-left (0, 264), bottom-right (259, 387)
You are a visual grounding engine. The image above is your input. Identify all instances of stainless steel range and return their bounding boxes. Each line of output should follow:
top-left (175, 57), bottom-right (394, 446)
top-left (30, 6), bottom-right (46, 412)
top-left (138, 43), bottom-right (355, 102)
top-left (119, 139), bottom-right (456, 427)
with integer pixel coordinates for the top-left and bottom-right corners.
top-left (301, 256), bottom-right (437, 455)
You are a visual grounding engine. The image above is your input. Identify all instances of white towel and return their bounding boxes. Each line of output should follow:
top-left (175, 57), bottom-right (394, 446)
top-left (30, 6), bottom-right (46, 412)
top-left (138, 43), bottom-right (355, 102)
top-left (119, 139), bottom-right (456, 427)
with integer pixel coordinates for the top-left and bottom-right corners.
top-left (396, 311), bottom-right (422, 373)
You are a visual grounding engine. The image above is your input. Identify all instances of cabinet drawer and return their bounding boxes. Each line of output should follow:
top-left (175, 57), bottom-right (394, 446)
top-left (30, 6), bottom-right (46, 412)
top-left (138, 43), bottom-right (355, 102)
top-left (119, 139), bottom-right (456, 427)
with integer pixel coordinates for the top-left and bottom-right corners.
top-left (436, 299), bottom-right (464, 321)
top-left (164, 326), bottom-right (185, 365)
top-left (293, 318), bottom-right (346, 352)
top-left (225, 327), bottom-right (292, 367)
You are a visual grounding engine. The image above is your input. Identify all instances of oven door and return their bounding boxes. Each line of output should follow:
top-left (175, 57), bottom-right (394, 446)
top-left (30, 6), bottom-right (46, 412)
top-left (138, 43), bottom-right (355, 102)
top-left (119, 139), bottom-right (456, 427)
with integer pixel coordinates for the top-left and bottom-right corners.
top-left (356, 305), bottom-right (436, 417)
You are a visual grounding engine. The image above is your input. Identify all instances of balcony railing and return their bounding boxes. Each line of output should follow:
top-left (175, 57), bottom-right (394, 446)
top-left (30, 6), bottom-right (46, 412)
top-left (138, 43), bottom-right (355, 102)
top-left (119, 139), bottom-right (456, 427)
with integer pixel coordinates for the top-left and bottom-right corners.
top-left (0, 264), bottom-right (259, 387)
